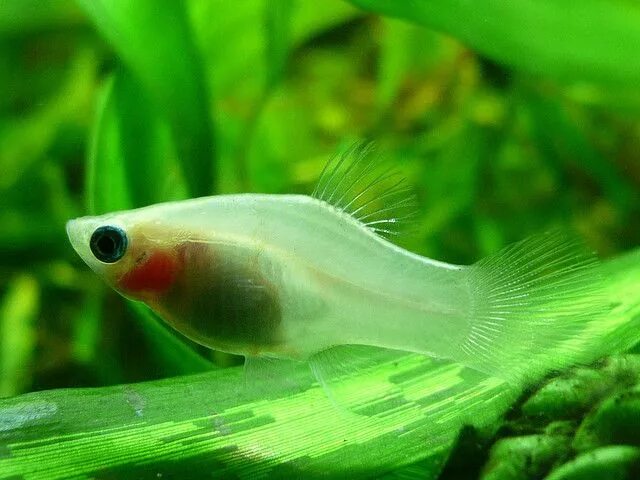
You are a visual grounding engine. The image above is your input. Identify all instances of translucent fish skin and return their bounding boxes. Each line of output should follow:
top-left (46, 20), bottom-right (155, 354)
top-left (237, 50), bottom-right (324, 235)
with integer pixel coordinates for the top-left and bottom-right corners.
top-left (67, 194), bottom-right (472, 361)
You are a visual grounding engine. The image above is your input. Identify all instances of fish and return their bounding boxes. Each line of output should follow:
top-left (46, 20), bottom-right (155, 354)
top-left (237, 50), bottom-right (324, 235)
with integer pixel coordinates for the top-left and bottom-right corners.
top-left (66, 144), bottom-right (606, 394)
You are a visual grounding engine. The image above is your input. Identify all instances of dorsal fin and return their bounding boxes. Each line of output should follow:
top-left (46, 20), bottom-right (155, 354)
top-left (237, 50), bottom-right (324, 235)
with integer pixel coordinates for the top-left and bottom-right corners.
top-left (312, 142), bottom-right (417, 237)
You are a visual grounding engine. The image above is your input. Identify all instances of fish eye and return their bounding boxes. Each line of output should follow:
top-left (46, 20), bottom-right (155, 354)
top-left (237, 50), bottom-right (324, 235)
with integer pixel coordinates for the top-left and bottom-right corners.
top-left (90, 226), bottom-right (128, 263)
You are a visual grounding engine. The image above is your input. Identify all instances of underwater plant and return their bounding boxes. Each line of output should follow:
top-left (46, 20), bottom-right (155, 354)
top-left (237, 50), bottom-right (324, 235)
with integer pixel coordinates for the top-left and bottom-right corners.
top-left (1, 0), bottom-right (640, 478)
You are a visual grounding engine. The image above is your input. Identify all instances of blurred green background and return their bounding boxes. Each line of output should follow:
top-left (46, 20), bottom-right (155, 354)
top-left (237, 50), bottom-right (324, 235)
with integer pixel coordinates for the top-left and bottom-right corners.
top-left (1, 0), bottom-right (639, 401)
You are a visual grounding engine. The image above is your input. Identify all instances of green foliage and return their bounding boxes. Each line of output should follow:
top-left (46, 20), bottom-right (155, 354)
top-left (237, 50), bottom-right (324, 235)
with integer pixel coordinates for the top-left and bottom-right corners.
top-left (77, 0), bottom-right (216, 197)
top-left (87, 70), bottom-right (187, 214)
top-left (348, 0), bottom-right (640, 85)
top-left (1, 0), bottom-right (640, 477)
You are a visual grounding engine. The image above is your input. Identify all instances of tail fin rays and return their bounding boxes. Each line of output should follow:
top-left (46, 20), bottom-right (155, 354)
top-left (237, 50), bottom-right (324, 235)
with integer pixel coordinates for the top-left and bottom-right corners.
top-left (462, 231), bottom-right (607, 381)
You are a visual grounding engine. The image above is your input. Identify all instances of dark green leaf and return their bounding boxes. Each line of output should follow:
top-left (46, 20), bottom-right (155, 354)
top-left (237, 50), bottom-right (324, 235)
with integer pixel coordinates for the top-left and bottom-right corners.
top-left (77, 0), bottom-right (216, 196)
top-left (85, 75), bottom-right (132, 215)
top-left (265, 0), bottom-right (294, 88)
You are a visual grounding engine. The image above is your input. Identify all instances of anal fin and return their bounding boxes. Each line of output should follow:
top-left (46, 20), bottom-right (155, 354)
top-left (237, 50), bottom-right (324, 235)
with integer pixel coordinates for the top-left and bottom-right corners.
top-left (243, 356), bottom-right (313, 400)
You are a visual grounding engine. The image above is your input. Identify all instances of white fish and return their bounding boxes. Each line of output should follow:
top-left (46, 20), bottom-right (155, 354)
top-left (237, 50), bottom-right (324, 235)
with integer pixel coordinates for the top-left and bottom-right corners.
top-left (66, 144), bottom-right (605, 390)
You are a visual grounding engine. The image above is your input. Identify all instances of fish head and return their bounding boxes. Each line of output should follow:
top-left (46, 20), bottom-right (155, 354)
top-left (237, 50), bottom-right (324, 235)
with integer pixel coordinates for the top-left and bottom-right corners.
top-left (66, 213), bottom-right (183, 302)
top-left (66, 205), bottom-right (283, 354)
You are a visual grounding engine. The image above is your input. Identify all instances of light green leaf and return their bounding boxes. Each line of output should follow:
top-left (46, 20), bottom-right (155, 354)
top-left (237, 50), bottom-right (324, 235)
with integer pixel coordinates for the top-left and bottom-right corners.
top-left (0, 355), bottom-right (514, 478)
top-left (0, 274), bottom-right (39, 398)
top-left (523, 91), bottom-right (636, 214)
top-left (1, 247), bottom-right (639, 478)
top-left (71, 286), bottom-right (103, 365)
top-left (376, 18), bottom-right (456, 114)
top-left (348, 0), bottom-right (640, 85)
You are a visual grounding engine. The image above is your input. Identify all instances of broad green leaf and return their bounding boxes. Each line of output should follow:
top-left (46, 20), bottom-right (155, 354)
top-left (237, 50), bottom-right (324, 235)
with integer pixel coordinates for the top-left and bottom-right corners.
top-left (1, 247), bottom-right (639, 478)
top-left (229, 0), bottom-right (297, 190)
top-left (71, 285), bottom-right (102, 365)
top-left (188, 0), bottom-right (359, 96)
top-left (77, 0), bottom-right (216, 196)
top-left (348, 0), bottom-right (640, 85)
top-left (0, 355), bottom-right (513, 478)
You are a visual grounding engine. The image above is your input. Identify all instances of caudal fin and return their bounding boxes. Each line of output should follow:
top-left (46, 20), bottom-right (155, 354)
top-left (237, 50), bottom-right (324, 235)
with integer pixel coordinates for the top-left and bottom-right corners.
top-left (461, 230), bottom-right (608, 381)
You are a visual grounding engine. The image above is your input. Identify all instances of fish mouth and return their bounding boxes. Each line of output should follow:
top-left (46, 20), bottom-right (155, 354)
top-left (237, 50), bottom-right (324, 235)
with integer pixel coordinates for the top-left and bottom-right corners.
top-left (65, 219), bottom-right (83, 254)
top-left (65, 217), bottom-right (98, 261)
top-left (65, 218), bottom-right (77, 238)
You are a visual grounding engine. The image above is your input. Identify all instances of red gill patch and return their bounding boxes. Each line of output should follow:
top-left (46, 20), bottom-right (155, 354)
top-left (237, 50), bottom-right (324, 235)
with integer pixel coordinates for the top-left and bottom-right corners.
top-left (118, 250), bottom-right (179, 295)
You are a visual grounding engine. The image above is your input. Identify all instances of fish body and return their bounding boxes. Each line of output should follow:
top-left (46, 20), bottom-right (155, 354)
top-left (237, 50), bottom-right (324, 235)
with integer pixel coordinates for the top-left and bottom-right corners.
top-left (67, 194), bottom-right (469, 360)
top-left (67, 146), bottom-right (605, 382)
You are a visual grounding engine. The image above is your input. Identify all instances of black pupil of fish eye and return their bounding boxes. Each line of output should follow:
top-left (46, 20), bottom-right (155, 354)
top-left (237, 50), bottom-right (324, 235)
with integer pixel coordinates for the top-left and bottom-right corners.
top-left (90, 226), bottom-right (127, 263)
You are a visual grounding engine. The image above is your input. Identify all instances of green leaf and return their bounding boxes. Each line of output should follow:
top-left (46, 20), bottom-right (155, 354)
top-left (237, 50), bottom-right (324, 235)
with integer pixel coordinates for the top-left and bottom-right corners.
top-left (186, 0), bottom-right (360, 191)
top-left (375, 18), bottom-right (456, 115)
top-left (523, 91), bottom-right (635, 214)
top-left (86, 69), bottom-right (187, 215)
top-left (0, 50), bottom-right (96, 192)
top-left (85, 75), bottom-right (132, 215)
top-left (265, 0), bottom-right (294, 89)
top-left (0, 356), bottom-right (514, 478)
top-left (347, 0), bottom-right (640, 85)
top-left (0, 0), bottom-right (84, 37)
top-left (0, 274), bottom-right (39, 397)
top-left (1, 247), bottom-right (640, 478)
top-left (71, 286), bottom-right (103, 365)
top-left (77, 0), bottom-right (216, 196)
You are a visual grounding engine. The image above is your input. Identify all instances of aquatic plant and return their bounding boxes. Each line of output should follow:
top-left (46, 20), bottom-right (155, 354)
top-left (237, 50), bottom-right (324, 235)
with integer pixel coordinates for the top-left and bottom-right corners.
top-left (1, 0), bottom-right (640, 478)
